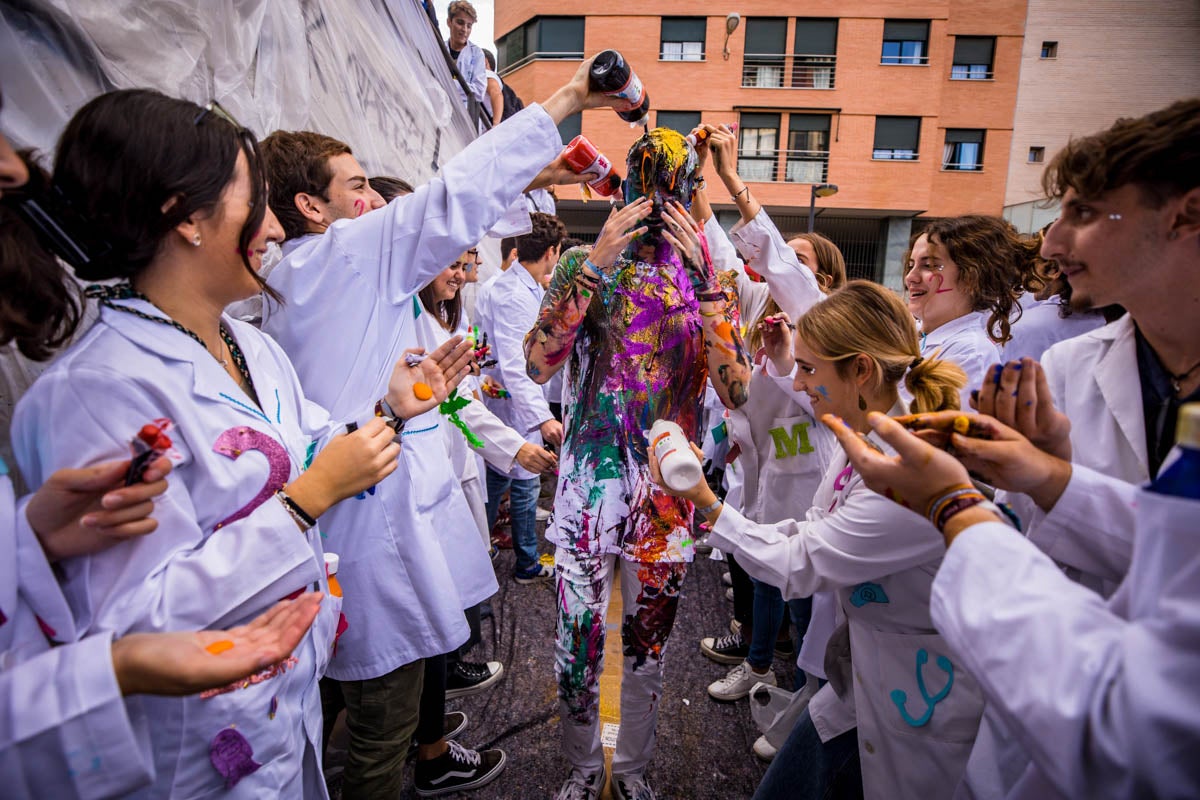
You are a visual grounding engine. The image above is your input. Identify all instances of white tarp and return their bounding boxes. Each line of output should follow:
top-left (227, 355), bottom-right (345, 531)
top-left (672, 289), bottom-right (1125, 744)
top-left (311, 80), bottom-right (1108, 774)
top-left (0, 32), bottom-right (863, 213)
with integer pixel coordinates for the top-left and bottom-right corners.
top-left (0, 0), bottom-right (478, 183)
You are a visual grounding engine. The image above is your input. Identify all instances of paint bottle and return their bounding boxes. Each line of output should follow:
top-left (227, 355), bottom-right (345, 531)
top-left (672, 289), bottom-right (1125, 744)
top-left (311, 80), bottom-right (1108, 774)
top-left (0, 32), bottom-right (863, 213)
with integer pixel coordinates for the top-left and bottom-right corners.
top-left (324, 553), bottom-right (343, 598)
top-left (589, 50), bottom-right (651, 127)
top-left (649, 419), bottom-right (704, 493)
top-left (1148, 402), bottom-right (1200, 500)
top-left (562, 135), bottom-right (623, 198)
top-left (685, 124), bottom-right (736, 147)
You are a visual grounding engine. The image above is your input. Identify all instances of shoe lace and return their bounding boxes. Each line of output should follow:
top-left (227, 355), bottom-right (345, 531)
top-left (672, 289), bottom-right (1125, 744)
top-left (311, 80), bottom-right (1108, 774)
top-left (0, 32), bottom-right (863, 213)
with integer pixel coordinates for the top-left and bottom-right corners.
top-left (713, 633), bottom-right (743, 650)
top-left (446, 740), bottom-right (482, 767)
top-left (456, 661), bottom-right (490, 680)
top-left (555, 769), bottom-right (601, 800)
top-left (717, 661), bottom-right (751, 686)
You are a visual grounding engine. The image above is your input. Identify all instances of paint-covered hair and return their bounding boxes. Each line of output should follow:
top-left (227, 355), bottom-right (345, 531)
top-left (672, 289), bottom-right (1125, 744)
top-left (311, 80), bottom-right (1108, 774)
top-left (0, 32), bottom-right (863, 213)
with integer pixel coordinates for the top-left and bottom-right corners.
top-left (918, 215), bottom-right (1029, 344)
top-left (623, 128), bottom-right (699, 238)
top-left (796, 280), bottom-right (966, 414)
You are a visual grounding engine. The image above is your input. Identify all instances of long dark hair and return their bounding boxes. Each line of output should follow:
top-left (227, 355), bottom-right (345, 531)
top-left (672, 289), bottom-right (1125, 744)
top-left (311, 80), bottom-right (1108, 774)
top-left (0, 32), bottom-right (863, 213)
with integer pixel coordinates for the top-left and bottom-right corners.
top-left (419, 281), bottom-right (462, 332)
top-left (52, 89), bottom-right (279, 301)
top-left (0, 151), bottom-right (82, 360)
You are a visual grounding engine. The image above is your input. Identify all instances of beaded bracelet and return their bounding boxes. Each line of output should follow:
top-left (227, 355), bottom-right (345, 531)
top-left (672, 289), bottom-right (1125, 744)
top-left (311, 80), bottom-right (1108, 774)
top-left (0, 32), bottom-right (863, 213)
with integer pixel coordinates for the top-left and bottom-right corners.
top-left (276, 489), bottom-right (317, 530)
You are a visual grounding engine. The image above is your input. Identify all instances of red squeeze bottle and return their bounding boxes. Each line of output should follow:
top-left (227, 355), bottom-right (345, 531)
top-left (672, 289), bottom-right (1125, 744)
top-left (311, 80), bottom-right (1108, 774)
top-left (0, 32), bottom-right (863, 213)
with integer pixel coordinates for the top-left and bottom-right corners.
top-left (125, 421), bottom-right (172, 486)
top-left (562, 135), bottom-right (623, 198)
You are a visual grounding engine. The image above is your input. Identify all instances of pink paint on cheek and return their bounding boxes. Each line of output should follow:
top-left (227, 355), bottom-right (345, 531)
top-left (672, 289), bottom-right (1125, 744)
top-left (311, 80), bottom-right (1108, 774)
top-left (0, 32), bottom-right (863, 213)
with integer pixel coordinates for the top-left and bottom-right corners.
top-left (353, 199), bottom-right (365, 218)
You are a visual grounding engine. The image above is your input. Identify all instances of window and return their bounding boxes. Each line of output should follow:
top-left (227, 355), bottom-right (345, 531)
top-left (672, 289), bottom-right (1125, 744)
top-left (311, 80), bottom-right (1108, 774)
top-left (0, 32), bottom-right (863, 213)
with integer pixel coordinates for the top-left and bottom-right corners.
top-left (743, 18), bottom-right (788, 87)
top-left (786, 114), bottom-right (831, 183)
top-left (497, 16), bottom-right (584, 70)
top-left (557, 113), bottom-right (581, 145)
top-left (951, 36), bottom-right (994, 80)
top-left (881, 20), bottom-right (929, 65)
top-left (738, 112), bottom-right (781, 181)
top-left (1040, 40), bottom-right (1058, 59)
top-left (792, 19), bottom-right (838, 88)
top-left (661, 17), bottom-right (706, 61)
top-left (943, 129), bottom-right (985, 170)
top-left (1028, 146), bottom-right (1045, 163)
top-left (656, 111), bottom-right (702, 134)
top-left (873, 116), bottom-right (921, 160)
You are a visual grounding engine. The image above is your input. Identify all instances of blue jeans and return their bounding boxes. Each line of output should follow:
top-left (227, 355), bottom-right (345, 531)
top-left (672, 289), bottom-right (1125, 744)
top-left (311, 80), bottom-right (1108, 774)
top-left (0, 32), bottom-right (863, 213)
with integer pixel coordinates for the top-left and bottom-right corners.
top-left (485, 467), bottom-right (541, 575)
top-left (753, 707), bottom-right (863, 800)
top-left (748, 579), bottom-right (813, 683)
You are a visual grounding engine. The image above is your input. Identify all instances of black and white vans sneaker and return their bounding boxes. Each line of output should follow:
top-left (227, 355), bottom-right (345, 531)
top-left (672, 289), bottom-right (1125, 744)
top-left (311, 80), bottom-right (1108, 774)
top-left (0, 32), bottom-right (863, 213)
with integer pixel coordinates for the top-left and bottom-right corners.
top-left (414, 740), bottom-right (506, 797)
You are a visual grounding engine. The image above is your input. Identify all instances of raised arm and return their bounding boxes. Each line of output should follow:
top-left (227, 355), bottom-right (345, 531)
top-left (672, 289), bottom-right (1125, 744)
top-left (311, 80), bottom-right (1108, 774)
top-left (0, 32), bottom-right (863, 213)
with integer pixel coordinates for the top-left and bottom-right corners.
top-left (662, 201), bottom-right (751, 409)
top-left (525, 199), bottom-right (652, 383)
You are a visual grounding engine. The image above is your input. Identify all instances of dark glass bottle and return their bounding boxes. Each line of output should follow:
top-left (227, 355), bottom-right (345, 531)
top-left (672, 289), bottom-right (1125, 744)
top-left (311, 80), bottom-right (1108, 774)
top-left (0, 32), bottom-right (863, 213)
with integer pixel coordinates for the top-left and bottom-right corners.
top-left (589, 50), bottom-right (651, 126)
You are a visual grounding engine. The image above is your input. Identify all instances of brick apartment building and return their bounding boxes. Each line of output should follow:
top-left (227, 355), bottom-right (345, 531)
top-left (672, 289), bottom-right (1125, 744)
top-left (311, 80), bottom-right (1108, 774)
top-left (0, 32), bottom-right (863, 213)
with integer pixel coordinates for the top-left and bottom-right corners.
top-left (495, 0), bottom-right (1030, 286)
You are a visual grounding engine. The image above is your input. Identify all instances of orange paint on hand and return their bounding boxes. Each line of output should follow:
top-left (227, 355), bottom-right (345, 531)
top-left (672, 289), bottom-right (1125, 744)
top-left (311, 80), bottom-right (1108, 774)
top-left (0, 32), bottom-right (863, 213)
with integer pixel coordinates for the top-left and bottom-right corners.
top-left (953, 415), bottom-right (971, 435)
top-left (206, 640), bottom-right (235, 655)
top-left (413, 383), bottom-right (434, 401)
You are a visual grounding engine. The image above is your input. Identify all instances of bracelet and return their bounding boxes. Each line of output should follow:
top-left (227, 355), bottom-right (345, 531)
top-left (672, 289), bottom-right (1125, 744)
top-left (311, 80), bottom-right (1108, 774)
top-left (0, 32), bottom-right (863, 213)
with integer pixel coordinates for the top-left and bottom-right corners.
top-left (276, 489), bottom-right (318, 530)
top-left (696, 289), bottom-right (727, 303)
top-left (696, 498), bottom-right (723, 517)
top-left (375, 398), bottom-right (405, 435)
top-left (581, 259), bottom-right (605, 281)
top-left (922, 483), bottom-right (976, 524)
top-left (695, 176), bottom-right (706, 190)
top-left (730, 185), bottom-right (750, 202)
top-left (933, 494), bottom-right (988, 532)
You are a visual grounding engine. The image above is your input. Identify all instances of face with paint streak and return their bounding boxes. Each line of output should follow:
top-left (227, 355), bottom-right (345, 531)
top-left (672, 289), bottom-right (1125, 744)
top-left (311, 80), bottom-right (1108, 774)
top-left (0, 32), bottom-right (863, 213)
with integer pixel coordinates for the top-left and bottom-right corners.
top-left (792, 334), bottom-right (860, 419)
top-left (903, 233), bottom-right (973, 333)
top-left (623, 129), bottom-right (699, 245)
top-left (203, 151), bottom-right (285, 296)
top-left (315, 153), bottom-right (385, 225)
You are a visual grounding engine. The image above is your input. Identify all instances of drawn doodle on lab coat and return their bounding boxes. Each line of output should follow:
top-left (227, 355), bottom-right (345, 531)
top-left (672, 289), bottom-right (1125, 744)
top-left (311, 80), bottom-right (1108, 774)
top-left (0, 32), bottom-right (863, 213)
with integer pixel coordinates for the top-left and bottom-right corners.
top-left (849, 582), bottom-right (890, 607)
top-left (890, 647), bottom-right (955, 728)
top-left (212, 427), bottom-right (290, 529)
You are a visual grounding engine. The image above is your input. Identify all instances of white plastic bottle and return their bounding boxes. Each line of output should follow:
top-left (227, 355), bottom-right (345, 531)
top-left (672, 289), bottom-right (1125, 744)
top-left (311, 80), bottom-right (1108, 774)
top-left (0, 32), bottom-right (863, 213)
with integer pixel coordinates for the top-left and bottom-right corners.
top-left (649, 419), bottom-right (704, 493)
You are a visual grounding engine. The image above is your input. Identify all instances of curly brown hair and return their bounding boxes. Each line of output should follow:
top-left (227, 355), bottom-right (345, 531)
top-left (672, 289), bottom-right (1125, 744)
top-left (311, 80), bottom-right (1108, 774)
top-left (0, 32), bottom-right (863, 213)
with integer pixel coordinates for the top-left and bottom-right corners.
top-left (1042, 98), bottom-right (1200, 207)
top-left (918, 215), bottom-right (1031, 345)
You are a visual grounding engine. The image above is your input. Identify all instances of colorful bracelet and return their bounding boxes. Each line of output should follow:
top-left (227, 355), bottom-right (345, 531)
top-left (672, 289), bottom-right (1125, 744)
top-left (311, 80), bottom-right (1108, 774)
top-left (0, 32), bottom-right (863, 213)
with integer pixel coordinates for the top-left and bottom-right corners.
top-left (933, 494), bottom-right (989, 532)
top-left (923, 484), bottom-right (977, 525)
top-left (276, 489), bottom-right (317, 530)
top-left (925, 484), bottom-right (986, 530)
top-left (696, 289), bottom-right (727, 303)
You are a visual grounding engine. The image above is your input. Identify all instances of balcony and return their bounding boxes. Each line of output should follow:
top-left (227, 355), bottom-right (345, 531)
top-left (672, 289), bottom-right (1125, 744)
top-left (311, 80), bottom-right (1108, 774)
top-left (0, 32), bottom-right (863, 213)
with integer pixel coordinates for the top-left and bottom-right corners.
top-left (736, 149), bottom-right (830, 183)
top-left (499, 50), bottom-right (583, 77)
top-left (741, 53), bottom-right (837, 89)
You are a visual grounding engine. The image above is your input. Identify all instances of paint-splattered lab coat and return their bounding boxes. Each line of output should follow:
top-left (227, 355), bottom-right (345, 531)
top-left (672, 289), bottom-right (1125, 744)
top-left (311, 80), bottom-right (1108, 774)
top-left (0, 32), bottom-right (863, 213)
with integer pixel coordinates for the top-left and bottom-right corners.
top-left (13, 306), bottom-right (343, 798)
top-left (261, 104), bottom-right (560, 679)
top-left (0, 459), bottom-right (155, 798)
top-left (706, 404), bottom-right (988, 800)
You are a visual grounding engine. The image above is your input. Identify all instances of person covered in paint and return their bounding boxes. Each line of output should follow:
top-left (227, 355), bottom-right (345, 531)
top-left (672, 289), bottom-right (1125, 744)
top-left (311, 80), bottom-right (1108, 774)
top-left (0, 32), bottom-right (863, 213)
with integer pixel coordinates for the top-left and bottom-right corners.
top-left (825, 408), bottom-right (1200, 799)
top-left (902, 216), bottom-right (1026, 410)
top-left (258, 58), bottom-right (633, 799)
top-left (525, 127), bottom-right (753, 800)
top-left (650, 281), bottom-right (990, 800)
top-left (11, 89), bottom-right (455, 798)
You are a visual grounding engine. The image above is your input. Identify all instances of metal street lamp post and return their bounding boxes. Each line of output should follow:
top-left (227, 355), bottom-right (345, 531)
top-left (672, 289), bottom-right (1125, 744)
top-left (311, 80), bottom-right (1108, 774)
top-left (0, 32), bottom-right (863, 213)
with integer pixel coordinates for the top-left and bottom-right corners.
top-left (807, 183), bottom-right (839, 232)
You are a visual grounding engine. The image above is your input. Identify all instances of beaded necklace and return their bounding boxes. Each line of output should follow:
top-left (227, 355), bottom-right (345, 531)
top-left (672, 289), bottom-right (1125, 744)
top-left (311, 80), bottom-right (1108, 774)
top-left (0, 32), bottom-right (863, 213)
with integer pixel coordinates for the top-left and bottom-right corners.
top-left (86, 283), bottom-right (258, 402)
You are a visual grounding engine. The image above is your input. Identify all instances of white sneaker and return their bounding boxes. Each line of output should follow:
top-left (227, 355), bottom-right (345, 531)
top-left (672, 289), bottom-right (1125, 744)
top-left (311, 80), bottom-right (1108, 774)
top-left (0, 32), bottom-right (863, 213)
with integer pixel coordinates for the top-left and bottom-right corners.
top-left (721, 570), bottom-right (733, 587)
top-left (612, 771), bottom-right (657, 800)
top-left (752, 734), bottom-right (778, 762)
top-left (724, 587), bottom-right (735, 602)
top-left (707, 660), bottom-right (776, 702)
top-left (554, 766), bottom-right (605, 800)
top-left (536, 506), bottom-right (552, 521)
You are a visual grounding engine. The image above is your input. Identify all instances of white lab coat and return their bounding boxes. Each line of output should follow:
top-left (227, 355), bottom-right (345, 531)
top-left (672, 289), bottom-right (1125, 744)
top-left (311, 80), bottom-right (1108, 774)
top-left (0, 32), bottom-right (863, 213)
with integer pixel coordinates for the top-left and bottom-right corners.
top-left (934, 467), bottom-right (1200, 799)
top-left (706, 402), bottom-right (987, 799)
top-left (260, 103), bottom-right (559, 679)
top-left (452, 40), bottom-right (488, 109)
top-left (1000, 295), bottom-right (1104, 362)
top-left (475, 261), bottom-right (554, 480)
top-left (13, 304), bottom-right (341, 798)
top-left (412, 299), bottom-right (525, 540)
top-left (1001, 315), bottom-right (1141, 595)
top-left (0, 460), bottom-right (155, 799)
top-left (907, 312), bottom-right (1001, 411)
